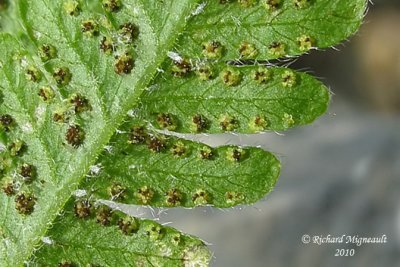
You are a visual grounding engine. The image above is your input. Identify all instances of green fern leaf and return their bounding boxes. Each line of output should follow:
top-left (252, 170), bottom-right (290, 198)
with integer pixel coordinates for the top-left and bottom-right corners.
top-left (0, 0), bottom-right (367, 265)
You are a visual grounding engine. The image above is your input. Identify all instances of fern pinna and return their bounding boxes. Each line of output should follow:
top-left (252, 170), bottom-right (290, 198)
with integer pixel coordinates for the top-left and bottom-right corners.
top-left (0, 0), bottom-right (366, 266)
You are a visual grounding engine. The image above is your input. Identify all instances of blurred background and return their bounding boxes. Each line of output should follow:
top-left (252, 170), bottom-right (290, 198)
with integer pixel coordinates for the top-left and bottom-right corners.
top-left (126, 1), bottom-right (400, 266)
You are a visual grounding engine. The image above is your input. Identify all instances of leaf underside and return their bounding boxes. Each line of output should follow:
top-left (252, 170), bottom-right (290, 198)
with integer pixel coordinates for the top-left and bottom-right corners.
top-left (0, 0), bottom-right (366, 266)
top-left (34, 200), bottom-right (211, 267)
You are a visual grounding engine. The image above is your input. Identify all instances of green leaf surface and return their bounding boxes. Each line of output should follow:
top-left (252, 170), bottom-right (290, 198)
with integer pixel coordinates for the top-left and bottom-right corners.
top-left (0, 1), bottom-right (21, 37)
top-left (178, 0), bottom-right (367, 60)
top-left (0, 0), bottom-right (199, 265)
top-left (137, 64), bottom-right (330, 133)
top-left (80, 128), bottom-right (280, 208)
top-left (32, 200), bottom-right (211, 267)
